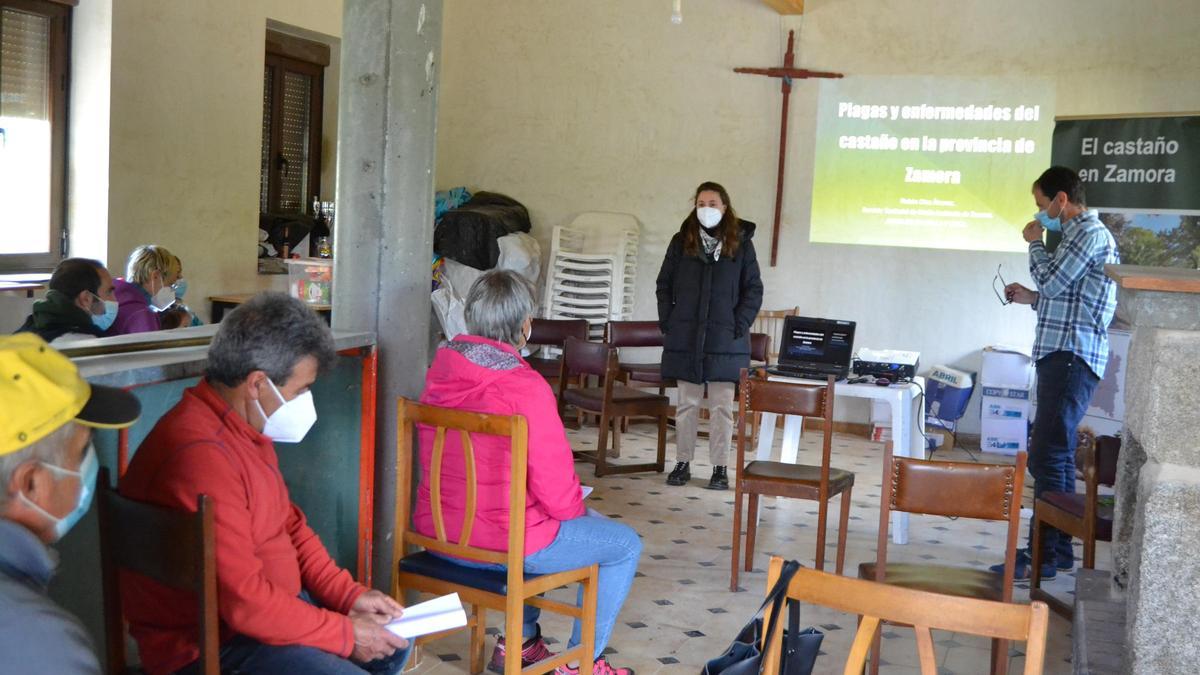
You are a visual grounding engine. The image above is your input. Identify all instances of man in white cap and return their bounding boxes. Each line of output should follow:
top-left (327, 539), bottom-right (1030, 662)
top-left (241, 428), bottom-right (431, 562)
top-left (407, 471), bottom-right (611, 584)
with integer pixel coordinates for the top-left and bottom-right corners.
top-left (0, 333), bottom-right (142, 674)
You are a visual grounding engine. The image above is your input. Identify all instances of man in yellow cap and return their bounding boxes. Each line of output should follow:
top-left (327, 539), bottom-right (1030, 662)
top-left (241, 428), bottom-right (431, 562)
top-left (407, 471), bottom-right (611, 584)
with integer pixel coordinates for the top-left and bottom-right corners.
top-left (0, 333), bottom-right (141, 674)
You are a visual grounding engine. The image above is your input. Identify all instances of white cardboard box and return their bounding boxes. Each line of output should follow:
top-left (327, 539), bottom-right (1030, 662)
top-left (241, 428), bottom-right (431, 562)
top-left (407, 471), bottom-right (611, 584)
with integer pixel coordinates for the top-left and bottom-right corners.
top-left (981, 417), bottom-right (1028, 455)
top-left (981, 346), bottom-right (1034, 389)
top-left (981, 386), bottom-right (1032, 422)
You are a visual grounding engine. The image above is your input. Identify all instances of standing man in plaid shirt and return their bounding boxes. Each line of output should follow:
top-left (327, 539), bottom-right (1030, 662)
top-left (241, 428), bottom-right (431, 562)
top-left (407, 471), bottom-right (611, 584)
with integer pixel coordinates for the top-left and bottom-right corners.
top-left (994, 166), bottom-right (1120, 580)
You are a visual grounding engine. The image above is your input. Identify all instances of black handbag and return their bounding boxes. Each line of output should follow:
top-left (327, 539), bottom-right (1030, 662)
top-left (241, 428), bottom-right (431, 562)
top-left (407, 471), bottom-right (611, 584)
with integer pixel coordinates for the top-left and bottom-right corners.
top-left (702, 560), bottom-right (823, 675)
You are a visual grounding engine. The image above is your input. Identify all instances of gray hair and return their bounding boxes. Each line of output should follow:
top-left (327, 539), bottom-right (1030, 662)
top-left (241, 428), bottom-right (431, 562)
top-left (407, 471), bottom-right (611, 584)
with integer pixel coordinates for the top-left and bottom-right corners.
top-left (0, 422), bottom-right (76, 509)
top-left (206, 292), bottom-right (336, 386)
top-left (465, 270), bottom-right (536, 346)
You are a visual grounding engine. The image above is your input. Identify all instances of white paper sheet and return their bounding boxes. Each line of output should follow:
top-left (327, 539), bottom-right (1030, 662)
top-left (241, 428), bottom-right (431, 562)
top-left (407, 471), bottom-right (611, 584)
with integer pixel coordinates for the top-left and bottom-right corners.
top-left (385, 592), bottom-right (467, 640)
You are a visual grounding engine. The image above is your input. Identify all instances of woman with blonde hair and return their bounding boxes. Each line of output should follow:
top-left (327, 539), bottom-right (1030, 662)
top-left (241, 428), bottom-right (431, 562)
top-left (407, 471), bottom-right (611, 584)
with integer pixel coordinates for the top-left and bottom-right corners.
top-left (106, 245), bottom-right (192, 335)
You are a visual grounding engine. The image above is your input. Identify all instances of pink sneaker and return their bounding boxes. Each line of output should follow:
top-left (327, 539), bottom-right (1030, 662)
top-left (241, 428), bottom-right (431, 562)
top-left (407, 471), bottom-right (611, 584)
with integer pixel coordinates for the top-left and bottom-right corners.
top-left (555, 657), bottom-right (636, 675)
top-left (487, 626), bottom-right (556, 673)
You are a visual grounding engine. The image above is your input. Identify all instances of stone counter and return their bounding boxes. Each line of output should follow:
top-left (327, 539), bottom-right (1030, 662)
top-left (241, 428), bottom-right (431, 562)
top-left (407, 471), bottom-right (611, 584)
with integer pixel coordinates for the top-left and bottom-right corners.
top-left (60, 323), bottom-right (376, 386)
top-left (1102, 265), bottom-right (1200, 673)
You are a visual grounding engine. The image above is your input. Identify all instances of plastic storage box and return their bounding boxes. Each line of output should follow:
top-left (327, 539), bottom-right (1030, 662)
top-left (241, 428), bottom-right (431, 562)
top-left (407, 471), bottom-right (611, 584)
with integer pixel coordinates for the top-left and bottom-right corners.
top-left (286, 258), bottom-right (333, 306)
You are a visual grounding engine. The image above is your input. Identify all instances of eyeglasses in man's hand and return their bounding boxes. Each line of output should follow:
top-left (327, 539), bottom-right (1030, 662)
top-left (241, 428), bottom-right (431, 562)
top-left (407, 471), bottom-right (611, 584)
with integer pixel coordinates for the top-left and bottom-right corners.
top-left (992, 264), bottom-right (1012, 305)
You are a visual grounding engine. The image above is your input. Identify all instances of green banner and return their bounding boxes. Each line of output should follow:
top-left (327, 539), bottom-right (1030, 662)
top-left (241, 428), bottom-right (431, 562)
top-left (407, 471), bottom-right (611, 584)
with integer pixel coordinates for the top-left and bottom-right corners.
top-left (1052, 116), bottom-right (1200, 211)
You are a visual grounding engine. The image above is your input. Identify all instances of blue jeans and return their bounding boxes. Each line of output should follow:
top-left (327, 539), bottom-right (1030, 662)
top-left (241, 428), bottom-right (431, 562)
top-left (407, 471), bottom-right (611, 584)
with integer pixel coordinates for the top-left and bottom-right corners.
top-left (1026, 351), bottom-right (1100, 565)
top-left (175, 591), bottom-right (411, 675)
top-left (438, 515), bottom-right (642, 661)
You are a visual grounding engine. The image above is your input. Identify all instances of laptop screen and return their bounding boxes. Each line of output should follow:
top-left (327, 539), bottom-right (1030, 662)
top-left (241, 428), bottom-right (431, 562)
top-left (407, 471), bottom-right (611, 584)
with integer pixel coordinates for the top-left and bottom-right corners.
top-left (779, 316), bottom-right (857, 372)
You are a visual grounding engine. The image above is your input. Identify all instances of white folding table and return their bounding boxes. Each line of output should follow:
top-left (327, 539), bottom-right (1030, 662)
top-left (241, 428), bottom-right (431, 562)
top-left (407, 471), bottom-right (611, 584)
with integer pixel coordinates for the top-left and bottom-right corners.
top-left (755, 376), bottom-right (926, 544)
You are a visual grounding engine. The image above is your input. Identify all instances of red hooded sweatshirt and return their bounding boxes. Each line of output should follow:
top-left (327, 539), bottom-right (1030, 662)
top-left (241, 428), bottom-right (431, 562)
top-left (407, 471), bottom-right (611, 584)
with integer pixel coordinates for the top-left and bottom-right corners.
top-left (415, 335), bottom-right (585, 556)
top-left (119, 380), bottom-right (363, 674)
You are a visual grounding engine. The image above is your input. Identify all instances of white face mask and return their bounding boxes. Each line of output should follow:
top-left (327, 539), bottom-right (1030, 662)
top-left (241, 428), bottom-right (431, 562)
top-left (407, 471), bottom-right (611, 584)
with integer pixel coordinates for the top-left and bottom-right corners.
top-left (696, 206), bottom-right (723, 229)
top-left (151, 283), bottom-right (176, 311)
top-left (254, 378), bottom-right (317, 443)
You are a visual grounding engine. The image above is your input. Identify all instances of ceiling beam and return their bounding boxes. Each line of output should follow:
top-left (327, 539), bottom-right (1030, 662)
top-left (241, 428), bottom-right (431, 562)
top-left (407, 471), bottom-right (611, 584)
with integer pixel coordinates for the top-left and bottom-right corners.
top-left (762, 0), bottom-right (804, 14)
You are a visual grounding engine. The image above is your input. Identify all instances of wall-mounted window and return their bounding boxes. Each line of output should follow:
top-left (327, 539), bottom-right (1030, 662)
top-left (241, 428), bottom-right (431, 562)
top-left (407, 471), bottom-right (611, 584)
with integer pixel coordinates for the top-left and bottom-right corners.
top-left (0, 0), bottom-right (72, 272)
top-left (259, 29), bottom-right (328, 216)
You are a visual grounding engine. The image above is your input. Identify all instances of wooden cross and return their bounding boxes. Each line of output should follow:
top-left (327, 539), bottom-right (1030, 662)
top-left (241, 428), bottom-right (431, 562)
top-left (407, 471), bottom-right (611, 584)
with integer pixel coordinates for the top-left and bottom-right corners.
top-left (735, 30), bottom-right (843, 266)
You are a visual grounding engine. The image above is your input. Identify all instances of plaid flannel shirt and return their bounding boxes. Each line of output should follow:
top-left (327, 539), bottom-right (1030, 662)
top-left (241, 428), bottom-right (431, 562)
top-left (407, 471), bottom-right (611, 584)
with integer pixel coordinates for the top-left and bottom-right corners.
top-left (1028, 209), bottom-right (1119, 378)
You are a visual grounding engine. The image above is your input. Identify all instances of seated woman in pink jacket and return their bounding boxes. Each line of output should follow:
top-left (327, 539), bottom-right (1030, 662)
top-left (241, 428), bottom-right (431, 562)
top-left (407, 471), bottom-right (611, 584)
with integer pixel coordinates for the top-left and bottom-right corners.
top-left (415, 270), bottom-right (641, 675)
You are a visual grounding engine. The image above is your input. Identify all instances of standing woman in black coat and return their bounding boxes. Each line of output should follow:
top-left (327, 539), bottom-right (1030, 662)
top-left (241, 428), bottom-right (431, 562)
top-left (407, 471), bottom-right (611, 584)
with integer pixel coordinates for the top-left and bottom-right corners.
top-left (656, 181), bottom-right (764, 489)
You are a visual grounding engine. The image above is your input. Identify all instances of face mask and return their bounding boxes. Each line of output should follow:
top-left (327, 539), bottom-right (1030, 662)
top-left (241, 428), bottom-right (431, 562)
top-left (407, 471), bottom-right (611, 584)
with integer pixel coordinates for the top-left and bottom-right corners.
top-left (172, 278), bottom-right (188, 301)
top-left (90, 295), bottom-right (119, 331)
top-left (254, 378), bottom-right (317, 443)
top-left (696, 206), bottom-right (723, 229)
top-left (150, 283), bottom-right (176, 311)
top-left (18, 444), bottom-right (99, 542)
top-left (1034, 200), bottom-right (1063, 232)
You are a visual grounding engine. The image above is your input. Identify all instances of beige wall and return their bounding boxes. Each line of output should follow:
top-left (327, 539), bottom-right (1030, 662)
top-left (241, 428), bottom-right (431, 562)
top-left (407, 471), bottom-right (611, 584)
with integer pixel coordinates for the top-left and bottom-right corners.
top-left (105, 0), bottom-right (343, 316)
top-left (436, 0), bottom-right (1200, 432)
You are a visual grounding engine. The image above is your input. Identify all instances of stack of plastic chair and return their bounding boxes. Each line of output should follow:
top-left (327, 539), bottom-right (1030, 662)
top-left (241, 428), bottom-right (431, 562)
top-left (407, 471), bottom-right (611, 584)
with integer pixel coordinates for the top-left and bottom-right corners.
top-left (542, 212), bottom-right (639, 345)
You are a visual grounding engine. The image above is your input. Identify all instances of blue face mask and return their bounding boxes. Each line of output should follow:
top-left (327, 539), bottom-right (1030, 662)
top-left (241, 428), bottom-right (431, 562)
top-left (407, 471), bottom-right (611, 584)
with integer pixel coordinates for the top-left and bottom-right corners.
top-left (90, 295), bottom-right (119, 332)
top-left (18, 444), bottom-right (99, 541)
top-left (172, 278), bottom-right (188, 300)
top-left (1034, 200), bottom-right (1064, 232)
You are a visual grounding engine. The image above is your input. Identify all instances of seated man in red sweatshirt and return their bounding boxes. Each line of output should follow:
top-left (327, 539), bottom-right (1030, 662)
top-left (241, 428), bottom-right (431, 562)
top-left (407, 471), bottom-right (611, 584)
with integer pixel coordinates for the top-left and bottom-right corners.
top-left (120, 292), bottom-right (409, 675)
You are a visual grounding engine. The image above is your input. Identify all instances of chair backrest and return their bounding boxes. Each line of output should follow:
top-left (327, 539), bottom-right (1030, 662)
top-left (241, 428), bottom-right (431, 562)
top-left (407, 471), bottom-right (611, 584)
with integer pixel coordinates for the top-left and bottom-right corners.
top-left (750, 307), bottom-right (799, 363)
top-left (393, 398), bottom-right (530, 594)
top-left (736, 369), bottom-right (835, 489)
top-left (876, 442), bottom-right (1027, 600)
top-left (604, 320), bottom-right (663, 348)
top-left (1094, 435), bottom-right (1120, 487)
top-left (761, 557), bottom-right (1049, 675)
top-left (561, 336), bottom-right (615, 378)
top-left (749, 332), bottom-right (770, 364)
top-left (529, 318), bottom-right (589, 347)
top-left (99, 468), bottom-right (218, 675)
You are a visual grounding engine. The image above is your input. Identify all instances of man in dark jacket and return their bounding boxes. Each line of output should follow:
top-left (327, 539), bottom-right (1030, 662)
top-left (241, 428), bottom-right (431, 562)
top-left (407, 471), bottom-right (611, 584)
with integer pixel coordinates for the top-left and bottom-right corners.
top-left (16, 258), bottom-right (117, 344)
top-left (656, 182), bottom-right (764, 489)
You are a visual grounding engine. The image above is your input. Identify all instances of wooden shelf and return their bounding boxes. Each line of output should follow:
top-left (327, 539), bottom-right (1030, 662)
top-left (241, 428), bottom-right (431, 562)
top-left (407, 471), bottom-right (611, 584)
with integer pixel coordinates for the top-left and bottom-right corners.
top-left (1105, 264), bottom-right (1200, 294)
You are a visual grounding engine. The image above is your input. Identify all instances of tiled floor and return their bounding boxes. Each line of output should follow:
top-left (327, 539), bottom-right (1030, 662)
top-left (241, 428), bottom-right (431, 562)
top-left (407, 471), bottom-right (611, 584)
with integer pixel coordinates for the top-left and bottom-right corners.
top-left (408, 422), bottom-right (1086, 674)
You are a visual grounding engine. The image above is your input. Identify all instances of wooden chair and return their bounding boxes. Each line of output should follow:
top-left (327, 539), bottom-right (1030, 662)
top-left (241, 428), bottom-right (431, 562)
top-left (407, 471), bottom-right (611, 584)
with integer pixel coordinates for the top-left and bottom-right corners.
top-left (606, 320), bottom-right (676, 433)
top-left (749, 332), bottom-right (770, 368)
top-left (605, 320), bottom-right (673, 393)
top-left (860, 443), bottom-right (1027, 675)
top-left (98, 468), bottom-right (218, 675)
top-left (750, 307), bottom-right (799, 365)
top-left (526, 318), bottom-right (590, 388)
top-left (741, 332), bottom-right (771, 445)
top-left (1031, 434), bottom-right (1121, 617)
top-left (392, 399), bottom-right (598, 675)
top-left (557, 337), bottom-right (668, 477)
top-left (731, 370), bottom-right (854, 590)
top-left (761, 557), bottom-right (1050, 675)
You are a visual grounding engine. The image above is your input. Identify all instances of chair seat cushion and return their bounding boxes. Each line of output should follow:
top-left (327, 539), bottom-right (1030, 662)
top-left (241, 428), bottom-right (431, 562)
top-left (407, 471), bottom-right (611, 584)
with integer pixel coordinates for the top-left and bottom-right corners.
top-left (398, 551), bottom-right (540, 596)
top-left (858, 562), bottom-right (1004, 602)
top-left (742, 461), bottom-right (855, 493)
top-left (526, 357), bottom-right (562, 379)
top-left (1039, 492), bottom-right (1114, 540)
top-left (563, 385), bottom-right (669, 411)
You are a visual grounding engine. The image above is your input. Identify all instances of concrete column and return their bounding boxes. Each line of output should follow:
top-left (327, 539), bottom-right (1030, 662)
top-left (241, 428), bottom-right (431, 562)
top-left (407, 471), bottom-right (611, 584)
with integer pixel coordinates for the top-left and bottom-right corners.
top-left (334, 0), bottom-right (442, 591)
top-left (1107, 282), bottom-right (1200, 673)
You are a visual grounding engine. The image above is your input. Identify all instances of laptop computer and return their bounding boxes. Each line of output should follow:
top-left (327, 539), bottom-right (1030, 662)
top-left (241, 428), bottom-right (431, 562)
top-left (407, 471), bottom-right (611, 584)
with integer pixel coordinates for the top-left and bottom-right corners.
top-left (766, 315), bottom-right (857, 381)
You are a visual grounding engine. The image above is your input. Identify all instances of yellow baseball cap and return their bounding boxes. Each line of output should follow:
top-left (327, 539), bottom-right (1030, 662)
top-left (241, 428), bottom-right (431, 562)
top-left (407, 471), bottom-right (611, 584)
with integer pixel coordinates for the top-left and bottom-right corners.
top-left (0, 333), bottom-right (141, 456)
